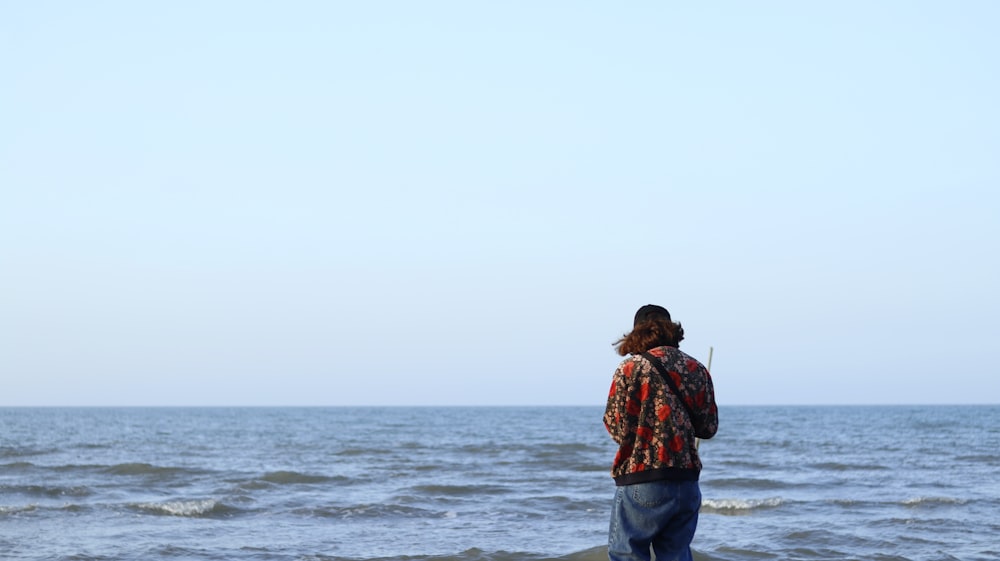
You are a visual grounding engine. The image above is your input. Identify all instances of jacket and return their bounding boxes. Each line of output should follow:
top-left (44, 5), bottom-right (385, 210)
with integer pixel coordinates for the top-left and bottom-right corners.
top-left (603, 345), bottom-right (718, 486)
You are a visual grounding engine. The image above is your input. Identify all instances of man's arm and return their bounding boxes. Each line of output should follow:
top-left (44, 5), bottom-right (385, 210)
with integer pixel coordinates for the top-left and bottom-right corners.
top-left (692, 368), bottom-right (719, 440)
top-left (603, 361), bottom-right (633, 444)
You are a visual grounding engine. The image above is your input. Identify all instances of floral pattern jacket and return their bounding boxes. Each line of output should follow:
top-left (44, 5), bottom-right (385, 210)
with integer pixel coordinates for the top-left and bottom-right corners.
top-left (603, 345), bottom-right (718, 486)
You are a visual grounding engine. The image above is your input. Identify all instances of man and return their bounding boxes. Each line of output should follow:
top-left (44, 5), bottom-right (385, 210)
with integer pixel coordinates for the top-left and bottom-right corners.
top-left (604, 304), bottom-right (719, 561)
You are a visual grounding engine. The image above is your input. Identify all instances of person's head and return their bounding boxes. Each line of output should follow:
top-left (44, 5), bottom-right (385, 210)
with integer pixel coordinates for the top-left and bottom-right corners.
top-left (614, 304), bottom-right (685, 356)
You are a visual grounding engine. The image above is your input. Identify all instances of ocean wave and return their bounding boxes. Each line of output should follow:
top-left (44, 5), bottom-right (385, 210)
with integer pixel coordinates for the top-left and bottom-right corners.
top-left (716, 459), bottom-right (771, 469)
top-left (305, 545), bottom-right (611, 561)
top-left (103, 462), bottom-right (191, 477)
top-left (1, 483), bottom-right (92, 498)
top-left (50, 463), bottom-right (106, 472)
top-left (0, 503), bottom-right (92, 517)
top-left (955, 454), bottom-right (1000, 463)
top-left (532, 443), bottom-right (602, 457)
top-left (703, 477), bottom-right (798, 490)
top-left (296, 503), bottom-right (445, 519)
top-left (132, 499), bottom-right (240, 517)
top-left (0, 504), bottom-right (38, 516)
top-left (409, 484), bottom-right (512, 496)
top-left (73, 442), bottom-right (115, 451)
top-left (336, 448), bottom-right (371, 457)
top-left (807, 461), bottom-right (890, 471)
top-left (0, 446), bottom-right (51, 458)
top-left (701, 497), bottom-right (785, 514)
top-left (48, 461), bottom-right (194, 477)
top-left (902, 496), bottom-right (967, 507)
top-left (260, 470), bottom-right (344, 485)
top-left (829, 496), bottom-right (970, 510)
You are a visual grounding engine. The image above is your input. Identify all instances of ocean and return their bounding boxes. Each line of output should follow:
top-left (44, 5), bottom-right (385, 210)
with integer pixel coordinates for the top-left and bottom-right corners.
top-left (1, 406), bottom-right (997, 561)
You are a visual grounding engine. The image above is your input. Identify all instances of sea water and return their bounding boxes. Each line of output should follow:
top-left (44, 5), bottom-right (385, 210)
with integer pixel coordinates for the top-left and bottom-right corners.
top-left (1, 406), bottom-right (997, 560)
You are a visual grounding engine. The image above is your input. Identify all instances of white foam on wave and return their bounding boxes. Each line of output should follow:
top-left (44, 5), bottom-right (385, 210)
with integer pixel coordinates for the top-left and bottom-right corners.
top-left (135, 499), bottom-right (219, 516)
top-left (701, 497), bottom-right (785, 513)
top-left (902, 496), bottom-right (967, 507)
top-left (0, 504), bottom-right (38, 515)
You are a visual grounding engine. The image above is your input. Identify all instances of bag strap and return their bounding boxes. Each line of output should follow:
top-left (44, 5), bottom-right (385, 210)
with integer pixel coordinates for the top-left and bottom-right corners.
top-left (640, 352), bottom-right (697, 424)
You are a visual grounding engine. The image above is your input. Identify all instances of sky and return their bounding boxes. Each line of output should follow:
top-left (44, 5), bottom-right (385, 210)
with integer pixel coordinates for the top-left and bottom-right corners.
top-left (2, 2), bottom-right (998, 406)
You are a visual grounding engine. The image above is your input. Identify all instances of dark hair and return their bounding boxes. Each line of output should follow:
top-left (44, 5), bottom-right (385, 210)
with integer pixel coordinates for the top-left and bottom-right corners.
top-left (614, 318), bottom-right (684, 356)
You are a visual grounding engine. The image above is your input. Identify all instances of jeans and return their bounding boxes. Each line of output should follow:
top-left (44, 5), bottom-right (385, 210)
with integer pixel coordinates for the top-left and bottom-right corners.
top-left (608, 480), bottom-right (702, 561)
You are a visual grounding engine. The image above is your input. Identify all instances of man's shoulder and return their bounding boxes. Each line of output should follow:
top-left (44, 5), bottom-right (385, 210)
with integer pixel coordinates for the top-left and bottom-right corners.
top-left (660, 347), bottom-right (707, 372)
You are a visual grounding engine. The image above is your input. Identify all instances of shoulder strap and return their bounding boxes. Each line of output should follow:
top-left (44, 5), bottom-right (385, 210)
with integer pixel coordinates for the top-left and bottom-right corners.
top-left (641, 352), bottom-right (697, 424)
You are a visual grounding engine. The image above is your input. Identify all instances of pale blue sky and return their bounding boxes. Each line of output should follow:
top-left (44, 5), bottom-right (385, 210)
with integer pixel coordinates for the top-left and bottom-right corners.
top-left (2, 2), bottom-right (997, 406)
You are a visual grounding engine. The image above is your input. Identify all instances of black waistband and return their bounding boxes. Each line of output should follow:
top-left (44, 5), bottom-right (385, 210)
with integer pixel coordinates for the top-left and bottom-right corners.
top-left (613, 466), bottom-right (700, 486)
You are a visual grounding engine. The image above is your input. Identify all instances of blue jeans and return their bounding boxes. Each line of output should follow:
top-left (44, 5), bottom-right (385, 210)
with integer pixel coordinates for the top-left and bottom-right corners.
top-left (608, 480), bottom-right (702, 561)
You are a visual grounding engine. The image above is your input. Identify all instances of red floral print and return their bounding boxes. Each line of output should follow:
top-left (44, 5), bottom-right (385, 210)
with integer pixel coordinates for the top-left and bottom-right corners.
top-left (626, 399), bottom-right (640, 416)
top-left (656, 404), bottom-right (672, 421)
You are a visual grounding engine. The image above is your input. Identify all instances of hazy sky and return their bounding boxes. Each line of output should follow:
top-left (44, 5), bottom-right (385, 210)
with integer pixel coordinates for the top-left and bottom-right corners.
top-left (2, 2), bottom-right (998, 406)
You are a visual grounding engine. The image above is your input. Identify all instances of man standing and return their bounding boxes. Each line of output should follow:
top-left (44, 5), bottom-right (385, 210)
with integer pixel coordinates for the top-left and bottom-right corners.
top-left (604, 305), bottom-right (718, 561)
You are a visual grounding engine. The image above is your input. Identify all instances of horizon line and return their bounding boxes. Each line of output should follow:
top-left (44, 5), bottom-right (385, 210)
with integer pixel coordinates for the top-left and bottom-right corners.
top-left (2, 403), bottom-right (997, 408)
